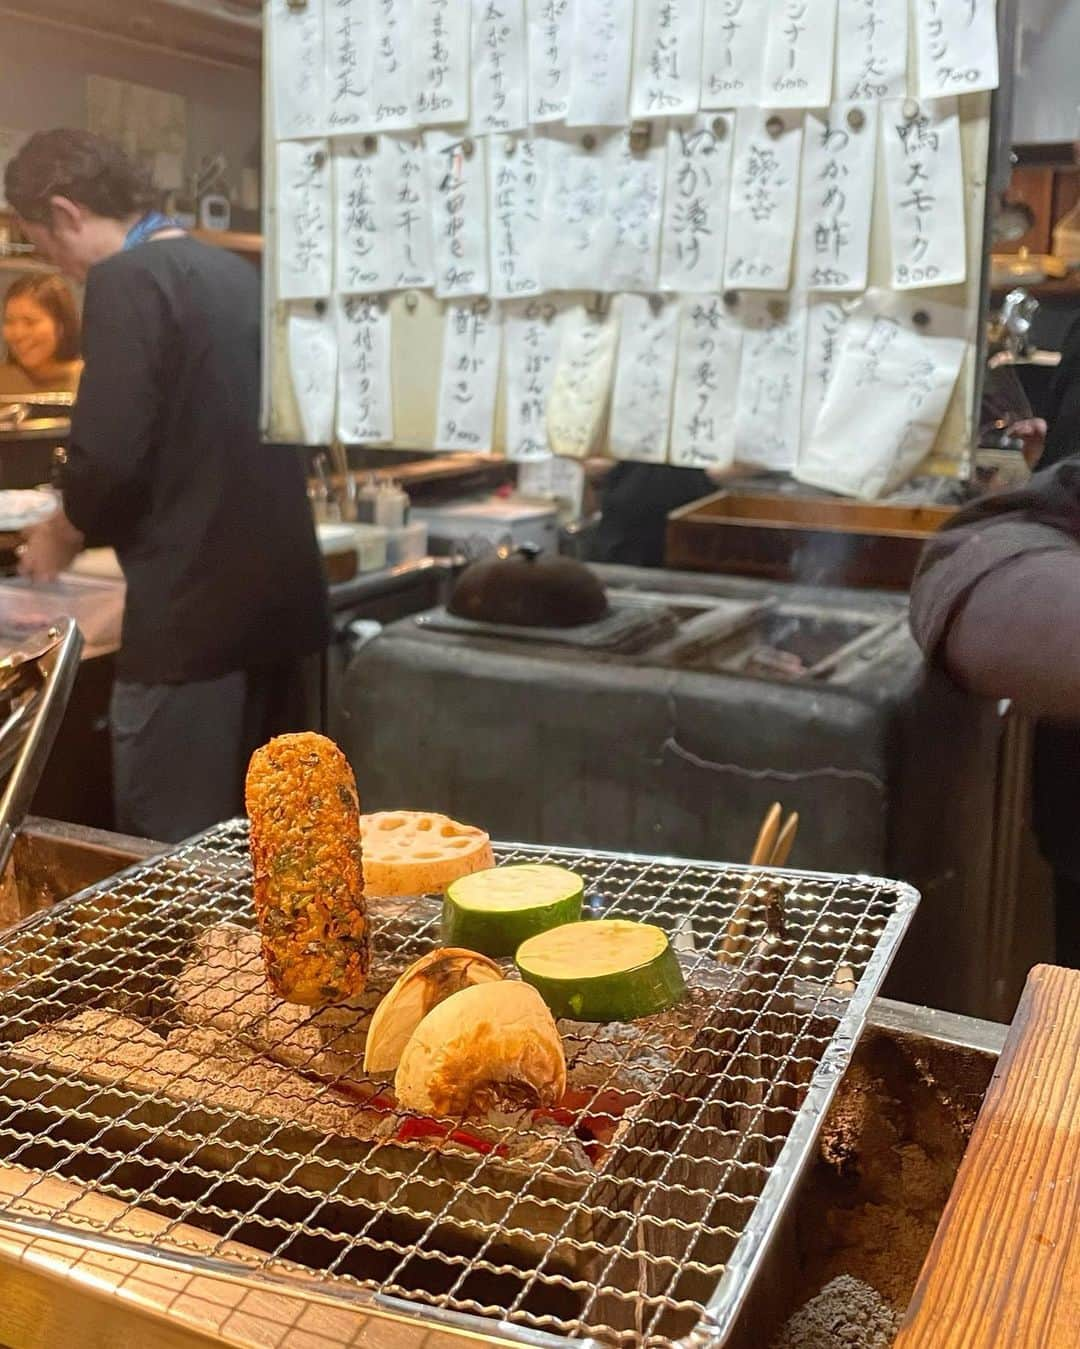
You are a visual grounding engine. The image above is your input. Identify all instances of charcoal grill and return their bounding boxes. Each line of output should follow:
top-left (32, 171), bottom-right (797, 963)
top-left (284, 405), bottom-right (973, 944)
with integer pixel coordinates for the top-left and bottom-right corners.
top-left (0, 823), bottom-right (916, 1346)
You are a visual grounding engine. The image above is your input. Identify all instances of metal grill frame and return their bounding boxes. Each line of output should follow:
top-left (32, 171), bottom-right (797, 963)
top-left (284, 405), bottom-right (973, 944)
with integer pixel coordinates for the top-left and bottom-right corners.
top-left (0, 823), bottom-right (918, 1347)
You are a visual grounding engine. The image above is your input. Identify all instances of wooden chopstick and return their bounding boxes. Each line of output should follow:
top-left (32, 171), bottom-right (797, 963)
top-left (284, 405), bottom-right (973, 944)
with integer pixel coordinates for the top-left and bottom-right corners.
top-left (770, 812), bottom-right (799, 870)
top-left (748, 802), bottom-right (783, 868)
top-left (719, 804), bottom-right (798, 964)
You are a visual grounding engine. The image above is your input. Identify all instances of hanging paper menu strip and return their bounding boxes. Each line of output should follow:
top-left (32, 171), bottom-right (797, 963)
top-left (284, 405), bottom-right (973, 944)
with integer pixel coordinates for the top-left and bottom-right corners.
top-left (337, 296), bottom-right (394, 443)
top-left (883, 96), bottom-right (966, 290)
top-left (610, 295), bottom-right (680, 464)
top-left (761, 0), bottom-right (838, 110)
top-left (700, 0), bottom-right (766, 109)
top-left (915, 0), bottom-right (999, 100)
top-left (797, 293), bottom-right (967, 498)
top-left (277, 140), bottom-right (333, 302)
top-left (546, 301), bottom-right (620, 458)
top-left (270, 0), bottom-right (327, 140)
top-left (733, 295), bottom-right (808, 472)
top-left (526, 0), bottom-right (573, 123)
top-left (428, 131), bottom-right (490, 298)
top-left (723, 110), bottom-right (803, 292)
top-left (489, 135), bottom-right (545, 299)
top-left (630, 0), bottom-right (705, 120)
top-left (435, 301), bottom-right (503, 451)
top-left (566, 0), bottom-right (634, 127)
top-left (415, 0), bottom-right (470, 125)
top-left (385, 133), bottom-right (436, 288)
top-left (798, 103), bottom-right (879, 294)
top-left (835, 0), bottom-right (908, 102)
top-left (334, 138), bottom-right (389, 293)
top-left (370, 0), bottom-right (415, 130)
top-left (801, 294), bottom-right (858, 449)
top-left (504, 298), bottom-right (564, 460)
top-left (605, 130), bottom-right (666, 293)
top-left (472, 0), bottom-right (528, 134)
top-left (324, 0), bottom-right (374, 133)
top-left (540, 129), bottom-right (614, 292)
top-left (660, 114), bottom-right (734, 293)
top-left (287, 304), bottom-right (338, 447)
top-left (670, 295), bottom-right (742, 470)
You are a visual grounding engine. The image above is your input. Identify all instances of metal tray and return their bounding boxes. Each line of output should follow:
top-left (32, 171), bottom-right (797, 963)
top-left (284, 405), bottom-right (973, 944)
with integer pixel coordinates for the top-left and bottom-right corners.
top-left (0, 824), bottom-right (917, 1346)
top-left (414, 596), bottom-right (679, 652)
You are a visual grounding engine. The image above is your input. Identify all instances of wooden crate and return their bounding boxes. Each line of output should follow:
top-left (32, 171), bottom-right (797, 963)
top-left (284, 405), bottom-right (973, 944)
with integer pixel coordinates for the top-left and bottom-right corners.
top-left (665, 491), bottom-right (957, 591)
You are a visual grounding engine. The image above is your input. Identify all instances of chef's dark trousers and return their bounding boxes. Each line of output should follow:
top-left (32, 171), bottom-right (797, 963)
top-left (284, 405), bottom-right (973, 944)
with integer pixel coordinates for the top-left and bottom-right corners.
top-left (110, 661), bottom-right (315, 843)
top-left (1054, 874), bottom-right (1080, 970)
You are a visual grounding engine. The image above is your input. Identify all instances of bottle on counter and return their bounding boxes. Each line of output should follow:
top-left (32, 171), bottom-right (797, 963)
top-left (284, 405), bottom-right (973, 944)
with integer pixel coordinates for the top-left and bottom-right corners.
top-left (374, 478), bottom-right (409, 530)
top-left (355, 473), bottom-right (381, 525)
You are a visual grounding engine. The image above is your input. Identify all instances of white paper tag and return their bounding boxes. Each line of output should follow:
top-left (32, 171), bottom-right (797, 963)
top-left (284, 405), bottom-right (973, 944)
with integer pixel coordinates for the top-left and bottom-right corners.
top-left (428, 131), bottom-right (490, 298)
top-left (914, 0), bottom-right (1000, 99)
top-left (472, 0), bottom-right (529, 133)
top-left (630, 0), bottom-right (705, 120)
top-left (277, 140), bottom-right (333, 302)
top-left (671, 295), bottom-right (742, 469)
top-left (489, 135), bottom-right (546, 299)
top-left (606, 130), bottom-right (666, 292)
top-left (801, 294), bottom-right (858, 449)
top-left (567, 0), bottom-right (634, 127)
top-left (610, 295), bottom-right (680, 464)
top-left (504, 298), bottom-right (565, 460)
top-left (724, 110), bottom-right (803, 292)
top-left (324, 0), bottom-right (374, 134)
top-left (701, 0), bottom-right (767, 109)
top-left (734, 295), bottom-right (808, 472)
top-left (797, 293), bottom-right (967, 497)
top-left (370, 0), bottom-right (415, 130)
top-left (337, 296), bottom-right (394, 443)
top-left (540, 128), bottom-right (616, 292)
top-left (270, 0), bottom-right (327, 140)
top-left (384, 133), bottom-right (436, 288)
top-left (526, 0), bottom-right (574, 122)
top-left (287, 305), bottom-right (338, 446)
top-left (660, 114), bottom-right (735, 293)
top-left (435, 301), bottom-right (503, 451)
top-left (547, 301), bottom-right (621, 458)
top-left (883, 96), bottom-right (966, 290)
top-left (333, 138), bottom-right (390, 293)
top-left (762, 0), bottom-right (838, 109)
top-left (414, 0), bottom-right (471, 124)
top-left (835, 0), bottom-right (908, 102)
top-left (798, 103), bottom-right (878, 293)
top-left (517, 455), bottom-right (586, 516)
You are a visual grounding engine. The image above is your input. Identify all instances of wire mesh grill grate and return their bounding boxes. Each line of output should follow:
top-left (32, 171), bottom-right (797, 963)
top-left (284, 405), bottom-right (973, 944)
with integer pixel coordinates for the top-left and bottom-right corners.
top-left (0, 822), bottom-right (917, 1347)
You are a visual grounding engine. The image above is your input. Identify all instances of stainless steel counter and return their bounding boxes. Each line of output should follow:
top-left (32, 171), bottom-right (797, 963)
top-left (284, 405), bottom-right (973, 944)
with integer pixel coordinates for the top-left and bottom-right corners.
top-left (327, 556), bottom-right (453, 613)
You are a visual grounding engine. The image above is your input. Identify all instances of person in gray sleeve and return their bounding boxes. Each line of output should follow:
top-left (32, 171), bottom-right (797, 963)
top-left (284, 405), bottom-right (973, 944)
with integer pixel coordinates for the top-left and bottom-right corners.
top-left (910, 457), bottom-right (1080, 965)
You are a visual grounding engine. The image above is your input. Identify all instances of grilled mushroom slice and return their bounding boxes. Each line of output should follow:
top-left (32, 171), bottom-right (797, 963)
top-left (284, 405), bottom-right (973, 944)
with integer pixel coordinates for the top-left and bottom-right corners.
top-left (364, 947), bottom-right (503, 1073)
top-left (395, 981), bottom-right (566, 1117)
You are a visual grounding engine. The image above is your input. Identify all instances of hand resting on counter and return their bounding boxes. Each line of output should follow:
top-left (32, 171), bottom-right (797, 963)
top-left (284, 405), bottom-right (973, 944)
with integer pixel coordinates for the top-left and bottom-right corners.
top-left (18, 509), bottom-right (85, 584)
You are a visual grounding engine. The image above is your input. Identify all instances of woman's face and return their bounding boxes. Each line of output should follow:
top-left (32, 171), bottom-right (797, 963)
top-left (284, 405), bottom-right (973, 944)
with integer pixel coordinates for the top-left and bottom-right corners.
top-left (2, 295), bottom-right (60, 375)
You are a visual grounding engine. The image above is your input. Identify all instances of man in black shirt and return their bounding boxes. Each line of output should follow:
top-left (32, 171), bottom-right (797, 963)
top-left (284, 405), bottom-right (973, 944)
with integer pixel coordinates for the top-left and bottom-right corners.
top-left (5, 130), bottom-right (329, 842)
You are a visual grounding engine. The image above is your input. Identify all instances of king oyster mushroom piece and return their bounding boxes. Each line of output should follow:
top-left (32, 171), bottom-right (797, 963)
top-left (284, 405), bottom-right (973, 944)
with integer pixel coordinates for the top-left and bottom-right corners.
top-left (364, 946), bottom-right (503, 1073)
top-left (395, 980), bottom-right (566, 1117)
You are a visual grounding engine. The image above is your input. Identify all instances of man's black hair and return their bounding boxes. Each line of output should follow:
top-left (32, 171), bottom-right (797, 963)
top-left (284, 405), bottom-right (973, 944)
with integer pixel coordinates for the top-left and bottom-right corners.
top-left (4, 129), bottom-right (158, 224)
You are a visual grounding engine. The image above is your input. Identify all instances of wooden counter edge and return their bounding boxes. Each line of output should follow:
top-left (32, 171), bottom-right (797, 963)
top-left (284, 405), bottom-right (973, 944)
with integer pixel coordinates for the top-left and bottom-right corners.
top-left (894, 963), bottom-right (1080, 1348)
top-left (0, 1167), bottom-right (484, 1349)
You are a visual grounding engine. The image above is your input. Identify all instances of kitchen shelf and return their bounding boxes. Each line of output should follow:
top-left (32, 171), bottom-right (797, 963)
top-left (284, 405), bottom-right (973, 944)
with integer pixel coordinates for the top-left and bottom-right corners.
top-left (191, 228), bottom-right (262, 254)
top-left (0, 255), bottom-right (57, 275)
